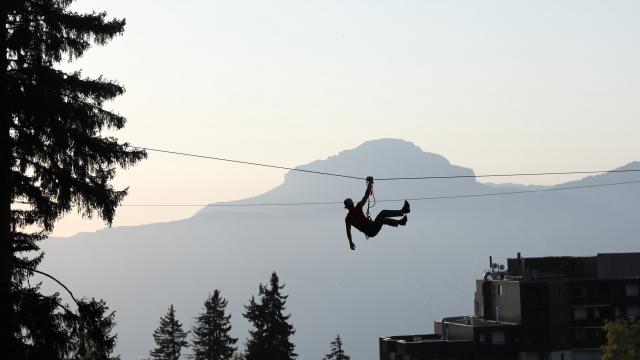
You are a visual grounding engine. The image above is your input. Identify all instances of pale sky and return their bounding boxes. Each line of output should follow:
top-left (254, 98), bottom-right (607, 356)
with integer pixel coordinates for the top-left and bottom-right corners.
top-left (51, 0), bottom-right (640, 236)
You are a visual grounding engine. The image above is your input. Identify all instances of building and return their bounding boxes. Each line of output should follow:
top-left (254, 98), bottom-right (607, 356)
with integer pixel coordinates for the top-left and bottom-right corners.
top-left (379, 252), bottom-right (640, 360)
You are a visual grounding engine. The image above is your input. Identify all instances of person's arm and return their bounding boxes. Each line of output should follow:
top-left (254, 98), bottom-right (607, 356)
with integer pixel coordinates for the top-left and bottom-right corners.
top-left (346, 220), bottom-right (355, 250)
top-left (356, 181), bottom-right (373, 209)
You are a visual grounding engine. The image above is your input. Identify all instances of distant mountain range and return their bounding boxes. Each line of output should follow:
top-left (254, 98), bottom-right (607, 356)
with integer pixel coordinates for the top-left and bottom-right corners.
top-left (41, 139), bottom-right (640, 359)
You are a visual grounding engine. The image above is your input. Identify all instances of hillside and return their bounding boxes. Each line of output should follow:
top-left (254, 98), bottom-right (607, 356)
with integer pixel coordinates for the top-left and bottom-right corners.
top-left (41, 139), bottom-right (640, 359)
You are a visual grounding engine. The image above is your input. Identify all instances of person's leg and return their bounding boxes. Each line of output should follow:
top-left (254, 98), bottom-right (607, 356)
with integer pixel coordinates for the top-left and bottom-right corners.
top-left (371, 206), bottom-right (409, 233)
top-left (382, 216), bottom-right (407, 226)
top-left (374, 211), bottom-right (404, 227)
top-left (376, 209), bottom-right (404, 219)
top-left (402, 200), bottom-right (410, 213)
top-left (366, 223), bottom-right (382, 238)
top-left (381, 217), bottom-right (402, 227)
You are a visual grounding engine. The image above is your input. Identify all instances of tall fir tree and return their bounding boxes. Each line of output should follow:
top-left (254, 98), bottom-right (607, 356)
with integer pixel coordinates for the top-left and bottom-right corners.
top-left (244, 272), bottom-right (296, 360)
top-left (192, 289), bottom-right (238, 360)
top-left (150, 304), bottom-right (189, 360)
top-left (323, 334), bottom-right (350, 360)
top-left (1, 0), bottom-right (145, 356)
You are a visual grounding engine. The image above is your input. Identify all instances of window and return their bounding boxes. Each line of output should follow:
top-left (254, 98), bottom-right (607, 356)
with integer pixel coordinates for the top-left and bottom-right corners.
top-left (628, 305), bottom-right (640, 319)
top-left (626, 284), bottom-right (639, 297)
top-left (571, 285), bottom-right (586, 298)
top-left (615, 307), bottom-right (622, 318)
top-left (573, 308), bottom-right (587, 320)
top-left (593, 308), bottom-right (600, 319)
top-left (573, 329), bottom-right (587, 343)
top-left (491, 331), bottom-right (506, 344)
top-left (478, 332), bottom-right (486, 343)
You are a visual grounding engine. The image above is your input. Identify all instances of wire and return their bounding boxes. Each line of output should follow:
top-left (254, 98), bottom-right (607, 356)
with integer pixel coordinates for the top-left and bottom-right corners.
top-left (376, 170), bottom-right (640, 181)
top-left (118, 179), bottom-right (640, 207)
top-left (131, 145), bottom-right (640, 181)
top-left (11, 147), bottom-right (640, 207)
top-left (399, 179), bottom-right (640, 202)
top-left (130, 146), bottom-right (362, 180)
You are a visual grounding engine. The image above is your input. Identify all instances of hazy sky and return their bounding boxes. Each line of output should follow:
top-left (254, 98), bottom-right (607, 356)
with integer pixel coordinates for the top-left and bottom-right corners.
top-left (52, 0), bottom-right (640, 236)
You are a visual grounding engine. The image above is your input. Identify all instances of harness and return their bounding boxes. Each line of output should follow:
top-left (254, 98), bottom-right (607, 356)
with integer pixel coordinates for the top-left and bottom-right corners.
top-left (365, 182), bottom-right (376, 239)
top-left (366, 188), bottom-right (376, 221)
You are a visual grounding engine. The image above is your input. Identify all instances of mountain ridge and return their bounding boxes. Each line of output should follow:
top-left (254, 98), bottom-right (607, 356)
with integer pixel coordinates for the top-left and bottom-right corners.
top-left (40, 139), bottom-right (640, 360)
top-left (196, 138), bottom-right (638, 215)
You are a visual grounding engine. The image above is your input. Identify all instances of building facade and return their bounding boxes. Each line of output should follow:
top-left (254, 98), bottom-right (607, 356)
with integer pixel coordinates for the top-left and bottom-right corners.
top-left (379, 252), bottom-right (640, 360)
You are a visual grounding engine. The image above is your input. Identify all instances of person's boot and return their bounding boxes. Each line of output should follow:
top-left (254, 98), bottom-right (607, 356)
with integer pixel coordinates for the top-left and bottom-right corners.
top-left (399, 216), bottom-right (408, 226)
top-left (402, 200), bottom-right (410, 214)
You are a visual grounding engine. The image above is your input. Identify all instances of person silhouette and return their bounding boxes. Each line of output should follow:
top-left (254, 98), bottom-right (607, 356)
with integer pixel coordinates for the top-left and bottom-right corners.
top-left (344, 176), bottom-right (410, 250)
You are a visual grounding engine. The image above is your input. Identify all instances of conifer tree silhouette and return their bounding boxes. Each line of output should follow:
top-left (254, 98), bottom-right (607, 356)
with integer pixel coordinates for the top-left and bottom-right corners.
top-left (72, 298), bottom-right (121, 360)
top-left (150, 305), bottom-right (189, 360)
top-left (1, 0), bottom-right (145, 356)
top-left (323, 334), bottom-right (350, 360)
top-left (192, 289), bottom-right (238, 360)
top-left (244, 272), bottom-right (296, 360)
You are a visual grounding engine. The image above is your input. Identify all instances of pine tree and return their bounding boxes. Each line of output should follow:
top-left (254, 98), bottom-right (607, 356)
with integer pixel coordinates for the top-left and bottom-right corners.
top-left (1, 0), bottom-right (145, 356)
top-left (244, 272), bottom-right (296, 360)
top-left (12, 287), bottom-right (121, 359)
top-left (150, 304), bottom-right (189, 360)
top-left (602, 319), bottom-right (640, 360)
top-left (72, 298), bottom-right (121, 360)
top-left (192, 289), bottom-right (237, 360)
top-left (323, 334), bottom-right (350, 360)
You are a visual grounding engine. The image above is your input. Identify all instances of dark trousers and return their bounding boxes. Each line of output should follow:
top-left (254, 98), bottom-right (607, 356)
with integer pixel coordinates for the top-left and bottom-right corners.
top-left (366, 209), bottom-right (404, 237)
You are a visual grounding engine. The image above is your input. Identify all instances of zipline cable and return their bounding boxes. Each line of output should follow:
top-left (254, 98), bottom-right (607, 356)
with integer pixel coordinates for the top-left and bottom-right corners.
top-left (116, 179), bottom-right (640, 207)
top-left (130, 146), bottom-right (362, 180)
top-left (130, 145), bottom-right (640, 181)
top-left (377, 170), bottom-right (640, 181)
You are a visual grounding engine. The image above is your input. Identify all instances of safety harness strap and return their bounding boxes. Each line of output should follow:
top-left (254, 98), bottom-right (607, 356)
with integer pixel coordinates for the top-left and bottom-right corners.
top-left (365, 182), bottom-right (375, 239)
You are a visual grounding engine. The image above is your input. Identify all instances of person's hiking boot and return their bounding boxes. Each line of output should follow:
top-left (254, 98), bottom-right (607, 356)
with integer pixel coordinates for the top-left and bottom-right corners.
top-left (399, 215), bottom-right (408, 226)
top-left (402, 200), bottom-right (410, 214)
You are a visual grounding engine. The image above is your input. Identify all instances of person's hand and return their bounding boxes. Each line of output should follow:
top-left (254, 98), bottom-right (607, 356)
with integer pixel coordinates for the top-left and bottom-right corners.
top-left (350, 242), bottom-right (356, 251)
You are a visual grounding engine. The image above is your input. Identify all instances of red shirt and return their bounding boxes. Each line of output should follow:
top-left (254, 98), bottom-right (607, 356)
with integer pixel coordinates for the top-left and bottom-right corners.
top-left (345, 206), bottom-right (372, 234)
